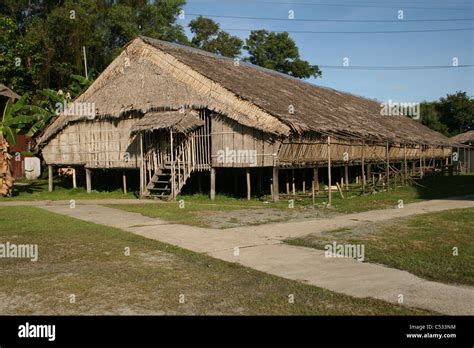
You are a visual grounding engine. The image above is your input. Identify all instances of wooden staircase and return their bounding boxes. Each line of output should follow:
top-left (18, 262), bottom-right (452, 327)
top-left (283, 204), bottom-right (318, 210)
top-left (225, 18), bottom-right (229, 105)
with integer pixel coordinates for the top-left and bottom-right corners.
top-left (145, 134), bottom-right (195, 200)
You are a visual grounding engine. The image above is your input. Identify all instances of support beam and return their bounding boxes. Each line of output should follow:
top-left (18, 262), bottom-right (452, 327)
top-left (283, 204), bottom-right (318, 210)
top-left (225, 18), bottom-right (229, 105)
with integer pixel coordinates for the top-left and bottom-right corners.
top-left (272, 166), bottom-right (279, 202)
top-left (313, 166), bottom-right (319, 193)
top-left (122, 171), bottom-right (127, 195)
top-left (72, 168), bottom-right (77, 189)
top-left (139, 133), bottom-right (145, 197)
top-left (210, 167), bottom-right (216, 200)
top-left (85, 168), bottom-right (91, 194)
top-left (386, 142), bottom-right (390, 190)
top-left (327, 136), bottom-right (332, 206)
top-left (344, 163), bottom-right (349, 192)
top-left (291, 170), bottom-right (295, 195)
top-left (361, 140), bottom-right (366, 192)
top-left (170, 130), bottom-right (175, 198)
top-left (420, 146), bottom-right (424, 179)
top-left (302, 170), bottom-right (306, 194)
top-left (404, 144), bottom-right (408, 185)
top-left (48, 165), bottom-right (53, 192)
top-left (246, 168), bottom-right (251, 201)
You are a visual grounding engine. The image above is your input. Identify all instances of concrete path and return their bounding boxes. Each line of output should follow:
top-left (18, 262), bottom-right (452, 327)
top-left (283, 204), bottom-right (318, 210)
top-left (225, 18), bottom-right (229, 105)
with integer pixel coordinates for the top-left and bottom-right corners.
top-left (24, 197), bottom-right (474, 315)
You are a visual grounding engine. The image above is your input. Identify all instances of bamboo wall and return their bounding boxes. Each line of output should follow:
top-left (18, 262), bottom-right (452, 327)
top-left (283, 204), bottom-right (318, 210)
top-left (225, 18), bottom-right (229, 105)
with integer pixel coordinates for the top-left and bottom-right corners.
top-left (42, 117), bottom-right (141, 168)
top-left (42, 113), bottom-right (451, 170)
top-left (279, 137), bottom-right (450, 165)
top-left (210, 114), bottom-right (280, 167)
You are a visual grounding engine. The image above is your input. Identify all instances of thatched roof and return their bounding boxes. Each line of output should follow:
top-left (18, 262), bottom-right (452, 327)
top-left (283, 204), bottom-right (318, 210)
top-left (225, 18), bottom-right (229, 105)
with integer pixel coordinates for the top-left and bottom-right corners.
top-left (131, 110), bottom-right (204, 133)
top-left (37, 36), bottom-right (453, 147)
top-left (0, 84), bottom-right (20, 100)
top-left (451, 130), bottom-right (474, 145)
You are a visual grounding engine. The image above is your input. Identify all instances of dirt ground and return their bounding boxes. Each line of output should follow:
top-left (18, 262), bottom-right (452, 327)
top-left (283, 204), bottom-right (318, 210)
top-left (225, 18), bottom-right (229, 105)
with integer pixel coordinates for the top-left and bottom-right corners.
top-left (196, 206), bottom-right (341, 229)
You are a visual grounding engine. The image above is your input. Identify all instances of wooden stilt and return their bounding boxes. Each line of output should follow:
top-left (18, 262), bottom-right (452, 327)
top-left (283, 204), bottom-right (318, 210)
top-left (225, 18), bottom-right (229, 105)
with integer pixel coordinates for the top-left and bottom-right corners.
top-left (313, 166), bottom-right (319, 193)
top-left (291, 170), bottom-right (296, 195)
top-left (327, 136), bottom-right (332, 206)
top-left (48, 165), bottom-right (53, 192)
top-left (210, 167), bottom-right (216, 200)
top-left (420, 146), bottom-right (424, 179)
top-left (246, 168), bottom-right (251, 200)
top-left (302, 170), bottom-right (306, 194)
top-left (85, 168), bottom-right (91, 194)
top-left (344, 163), bottom-right (349, 191)
top-left (272, 166), bottom-right (279, 202)
top-left (71, 168), bottom-right (76, 189)
top-left (122, 171), bottom-right (127, 195)
top-left (404, 144), bottom-right (408, 185)
top-left (170, 129), bottom-right (175, 198)
top-left (386, 142), bottom-right (390, 190)
top-left (361, 140), bottom-right (366, 192)
top-left (139, 133), bottom-right (145, 197)
top-left (286, 171), bottom-right (290, 195)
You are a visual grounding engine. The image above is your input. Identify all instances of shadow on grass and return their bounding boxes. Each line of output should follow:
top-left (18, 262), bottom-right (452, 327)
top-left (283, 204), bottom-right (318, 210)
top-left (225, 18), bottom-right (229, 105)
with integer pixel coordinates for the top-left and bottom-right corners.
top-left (414, 173), bottom-right (474, 200)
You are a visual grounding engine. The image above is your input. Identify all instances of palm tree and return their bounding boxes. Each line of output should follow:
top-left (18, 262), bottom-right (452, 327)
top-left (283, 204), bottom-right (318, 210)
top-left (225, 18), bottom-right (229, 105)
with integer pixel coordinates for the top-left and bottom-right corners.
top-left (0, 95), bottom-right (52, 196)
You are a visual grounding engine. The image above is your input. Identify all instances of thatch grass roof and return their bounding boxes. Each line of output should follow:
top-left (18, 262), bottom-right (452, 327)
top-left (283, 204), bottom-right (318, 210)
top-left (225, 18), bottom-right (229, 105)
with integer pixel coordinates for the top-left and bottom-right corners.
top-left (451, 130), bottom-right (474, 145)
top-left (0, 84), bottom-right (20, 100)
top-left (37, 36), bottom-right (453, 147)
top-left (131, 110), bottom-right (204, 133)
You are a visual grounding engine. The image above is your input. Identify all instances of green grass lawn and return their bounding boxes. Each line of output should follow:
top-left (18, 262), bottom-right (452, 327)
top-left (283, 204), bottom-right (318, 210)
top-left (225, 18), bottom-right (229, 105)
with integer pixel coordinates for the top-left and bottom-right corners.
top-left (0, 179), bottom-right (137, 201)
top-left (107, 174), bottom-right (474, 228)
top-left (286, 208), bottom-right (474, 286)
top-left (0, 206), bottom-right (430, 315)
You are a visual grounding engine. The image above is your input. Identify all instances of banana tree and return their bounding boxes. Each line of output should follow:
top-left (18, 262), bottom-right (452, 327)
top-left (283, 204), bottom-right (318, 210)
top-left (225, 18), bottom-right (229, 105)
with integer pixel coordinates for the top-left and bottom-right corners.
top-left (0, 94), bottom-right (53, 196)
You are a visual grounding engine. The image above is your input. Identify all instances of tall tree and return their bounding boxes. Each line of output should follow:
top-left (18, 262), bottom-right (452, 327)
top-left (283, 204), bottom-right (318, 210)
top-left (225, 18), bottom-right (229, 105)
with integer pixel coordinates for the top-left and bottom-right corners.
top-left (420, 101), bottom-right (448, 135)
top-left (244, 30), bottom-right (321, 79)
top-left (437, 91), bottom-right (474, 135)
top-left (189, 16), bottom-right (243, 57)
top-left (0, 0), bottom-right (188, 96)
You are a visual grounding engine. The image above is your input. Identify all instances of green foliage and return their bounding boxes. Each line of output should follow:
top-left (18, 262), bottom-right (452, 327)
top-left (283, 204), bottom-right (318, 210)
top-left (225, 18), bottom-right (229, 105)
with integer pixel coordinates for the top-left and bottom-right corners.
top-left (421, 91), bottom-right (474, 136)
top-left (420, 102), bottom-right (448, 135)
top-left (1, 95), bottom-right (51, 144)
top-left (244, 30), bottom-right (322, 79)
top-left (0, 0), bottom-right (188, 97)
top-left (189, 16), bottom-right (243, 57)
top-left (438, 91), bottom-right (474, 135)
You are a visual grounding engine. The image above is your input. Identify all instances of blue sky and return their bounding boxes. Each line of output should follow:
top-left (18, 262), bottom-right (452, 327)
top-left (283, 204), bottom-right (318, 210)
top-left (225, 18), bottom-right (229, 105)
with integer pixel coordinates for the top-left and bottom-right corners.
top-left (178, 0), bottom-right (474, 103)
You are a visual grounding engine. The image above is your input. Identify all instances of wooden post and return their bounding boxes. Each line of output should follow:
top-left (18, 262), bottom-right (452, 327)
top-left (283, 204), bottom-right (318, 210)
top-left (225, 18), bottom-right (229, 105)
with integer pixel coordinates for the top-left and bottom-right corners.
top-left (48, 165), bottom-right (53, 192)
top-left (344, 163), bottom-right (349, 192)
top-left (286, 170), bottom-right (290, 195)
top-left (361, 140), bottom-right (366, 192)
top-left (386, 142), bottom-right (390, 190)
top-left (336, 182), bottom-right (345, 199)
top-left (170, 130), bottom-right (175, 198)
top-left (420, 146), bottom-right (424, 179)
top-left (210, 167), bottom-right (216, 200)
top-left (314, 166), bottom-right (319, 192)
top-left (366, 163), bottom-right (371, 185)
top-left (404, 144), bottom-right (408, 185)
top-left (291, 170), bottom-right (295, 195)
top-left (302, 170), bottom-right (306, 194)
top-left (272, 166), bottom-right (279, 202)
top-left (139, 133), bottom-right (145, 197)
top-left (327, 136), bottom-right (332, 206)
top-left (122, 171), bottom-right (127, 195)
top-left (72, 168), bottom-right (77, 189)
top-left (246, 168), bottom-right (251, 201)
top-left (85, 168), bottom-right (91, 193)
